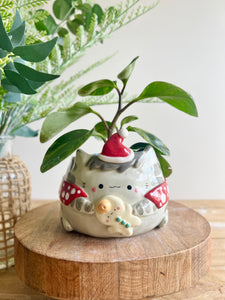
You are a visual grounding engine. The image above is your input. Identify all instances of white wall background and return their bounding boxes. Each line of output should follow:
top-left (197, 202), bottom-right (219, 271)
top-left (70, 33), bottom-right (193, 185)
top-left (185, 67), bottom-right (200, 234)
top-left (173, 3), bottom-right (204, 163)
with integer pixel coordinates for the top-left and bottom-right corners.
top-left (13, 0), bottom-right (225, 200)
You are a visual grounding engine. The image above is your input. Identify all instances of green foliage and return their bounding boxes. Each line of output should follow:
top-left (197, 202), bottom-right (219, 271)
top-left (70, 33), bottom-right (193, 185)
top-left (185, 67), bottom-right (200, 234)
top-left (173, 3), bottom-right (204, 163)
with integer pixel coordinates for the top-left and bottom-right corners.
top-left (11, 125), bottom-right (38, 137)
top-left (40, 56), bottom-right (198, 174)
top-left (13, 38), bottom-right (58, 62)
top-left (130, 142), bottom-right (172, 178)
top-left (134, 81), bottom-right (198, 117)
top-left (0, 0), bottom-right (151, 137)
top-left (118, 56), bottom-right (139, 88)
top-left (0, 0), bottom-right (155, 138)
top-left (0, 10), bottom-right (59, 95)
top-left (40, 129), bottom-right (93, 172)
top-left (93, 121), bottom-right (111, 142)
top-left (0, 9), bottom-right (60, 137)
top-left (127, 126), bottom-right (170, 156)
top-left (40, 102), bottom-right (93, 143)
top-left (120, 115), bottom-right (138, 128)
top-left (78, 79), bottom-right (117, 96)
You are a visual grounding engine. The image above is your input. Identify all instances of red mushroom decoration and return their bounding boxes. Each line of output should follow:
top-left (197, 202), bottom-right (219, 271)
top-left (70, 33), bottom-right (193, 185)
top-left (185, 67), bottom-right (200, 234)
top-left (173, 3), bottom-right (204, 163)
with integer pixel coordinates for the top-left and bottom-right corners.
top-left (59, 180), bottom-right (88, 206)
top-left (144, 180), bottom-right (169, 209)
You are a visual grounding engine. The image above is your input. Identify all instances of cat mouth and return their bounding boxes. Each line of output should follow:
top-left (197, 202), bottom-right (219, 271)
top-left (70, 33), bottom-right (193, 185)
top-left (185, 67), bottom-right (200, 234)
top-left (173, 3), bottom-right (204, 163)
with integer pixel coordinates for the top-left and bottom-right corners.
top-left (109, 186), bottom-right (121, 188)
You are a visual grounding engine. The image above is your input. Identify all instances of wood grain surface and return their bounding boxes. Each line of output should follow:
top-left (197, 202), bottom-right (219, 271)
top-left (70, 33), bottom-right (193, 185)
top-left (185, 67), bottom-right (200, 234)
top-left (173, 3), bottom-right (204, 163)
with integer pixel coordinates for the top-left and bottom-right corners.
top-left (0, 199), bottom-right (224, 300)
top-left (13, 200), bottom-right (211, 300)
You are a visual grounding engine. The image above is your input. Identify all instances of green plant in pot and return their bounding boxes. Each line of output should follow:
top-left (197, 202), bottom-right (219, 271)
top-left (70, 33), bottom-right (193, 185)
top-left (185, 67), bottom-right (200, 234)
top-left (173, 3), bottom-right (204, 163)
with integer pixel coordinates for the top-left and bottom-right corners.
top-left (40, 57), bottom-right (198, 238)
top-left (0, 0), bottom-right (159, 266)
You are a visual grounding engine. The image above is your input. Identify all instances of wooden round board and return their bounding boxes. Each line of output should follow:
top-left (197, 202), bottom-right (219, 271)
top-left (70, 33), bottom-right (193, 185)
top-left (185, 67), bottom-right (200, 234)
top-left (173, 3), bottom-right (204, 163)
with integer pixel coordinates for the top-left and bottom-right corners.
top-left (14, 201), bottom-right (211, 300)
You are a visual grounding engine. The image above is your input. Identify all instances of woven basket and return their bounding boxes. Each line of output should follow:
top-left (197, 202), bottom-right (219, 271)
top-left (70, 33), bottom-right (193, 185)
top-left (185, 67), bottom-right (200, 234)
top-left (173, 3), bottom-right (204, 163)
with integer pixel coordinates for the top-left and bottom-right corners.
top-left (0, 155), bottom-right (31, 269)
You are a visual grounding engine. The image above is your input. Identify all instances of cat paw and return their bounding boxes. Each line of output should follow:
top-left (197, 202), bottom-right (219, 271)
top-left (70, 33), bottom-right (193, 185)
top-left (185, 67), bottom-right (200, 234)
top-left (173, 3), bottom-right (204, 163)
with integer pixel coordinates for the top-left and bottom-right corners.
top-left (61, 216), bottom-right (73, 232)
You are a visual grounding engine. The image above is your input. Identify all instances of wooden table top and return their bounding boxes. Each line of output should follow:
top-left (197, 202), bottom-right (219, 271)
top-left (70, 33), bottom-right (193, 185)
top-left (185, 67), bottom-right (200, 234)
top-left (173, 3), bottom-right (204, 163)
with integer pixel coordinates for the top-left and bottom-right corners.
top-left (0, 199), bottom-right (225, 300)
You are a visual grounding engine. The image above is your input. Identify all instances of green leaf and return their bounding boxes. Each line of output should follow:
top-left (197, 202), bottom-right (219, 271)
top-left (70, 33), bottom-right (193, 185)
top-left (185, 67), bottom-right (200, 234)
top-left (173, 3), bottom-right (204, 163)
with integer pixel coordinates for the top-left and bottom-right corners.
top-left (130, 142), bottom-right (149, 152)
top-left (0, 49), bottom-right (7, 58)
top-left (155, 150), bottom-right (172, 178)
top-left (57, 27), bottom-right (68, 37)
top-left (135, 81), bottom-right (198, 117)
top-left (84, 11), bottom-right (92, 31)
top-left (10, 10), bottom-right (23, 32)
top-left (35, 10), bottom-right (57, 34)
top-left (77, 3), bottom-right (92, 14)
top-left (11, 126), bottom-right (38, 137)
top-left (1, 78), bottom-right (21, 93)
top-left (92, 4), bottom-right (103, 23)
top-left (9, 21), bottom-right (25, 47)
top-left (4, 61), bottom-right (17, 71)
top-left (131, 142), bottom-right (172, 178)
top-left (27, 80), bottom-right (45, 90)
top-left (127, 126), bottom-right (170, 156)
top-left (40, 129), bottom-right (92, 172)
top-left (78, 79), bottom-right (116, 96)
top-left (93, 121), bottom-right (111, 141)
top-left (13, 37), bottom-right (58, 62)
top-left (14, 62), bottom-right (60, 82)
top-left (3, 92), bottom-right (21, 103)
top-left (4, 70), bottom-right (37, 94)
top-left (67, 18), bottom-right (83, 34)
top-left (53, 0), bottom-right (73, 20)
top-left (40, 102), bottom-right (93, 143)
top-left (120, 115), bottom-right (138, 128)
top-left (0, 13), bottom-right (13, 51)
top-left (117, 56), bottom-right (139, 87)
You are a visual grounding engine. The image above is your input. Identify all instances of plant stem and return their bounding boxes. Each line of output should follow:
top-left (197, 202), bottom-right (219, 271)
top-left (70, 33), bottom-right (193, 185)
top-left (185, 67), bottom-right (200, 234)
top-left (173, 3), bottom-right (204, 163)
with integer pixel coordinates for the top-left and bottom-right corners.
top-left (121, 97), bottom-right (139, 113)
top-left (92, 110), bottom-right (109, 132)
top-left (108, 87), bottom-right (123, 138)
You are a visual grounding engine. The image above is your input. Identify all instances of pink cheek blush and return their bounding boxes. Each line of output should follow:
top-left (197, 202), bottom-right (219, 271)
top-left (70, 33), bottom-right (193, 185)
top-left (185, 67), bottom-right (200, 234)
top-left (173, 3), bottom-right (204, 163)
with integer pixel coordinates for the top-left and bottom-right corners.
top-left (106, 220), bottom-right (109, 223)
top-left (117, 207), bottom-right (120, 210)
top-left (92, 187), bottom-right (96, 192)
top-left (135, 188), bottom-right (138, 193)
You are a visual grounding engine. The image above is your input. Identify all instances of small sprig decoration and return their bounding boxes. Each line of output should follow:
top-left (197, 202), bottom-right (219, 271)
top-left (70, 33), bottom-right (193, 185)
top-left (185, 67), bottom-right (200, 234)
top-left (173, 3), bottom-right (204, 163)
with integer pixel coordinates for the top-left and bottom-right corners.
top-left (40, 57), bottom-right (198, 175)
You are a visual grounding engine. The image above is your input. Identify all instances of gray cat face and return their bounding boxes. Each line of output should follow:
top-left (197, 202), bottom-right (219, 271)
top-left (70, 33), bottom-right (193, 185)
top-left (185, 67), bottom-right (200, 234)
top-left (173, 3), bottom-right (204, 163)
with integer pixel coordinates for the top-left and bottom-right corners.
top-left (65, 146), bottom-right (164, 205)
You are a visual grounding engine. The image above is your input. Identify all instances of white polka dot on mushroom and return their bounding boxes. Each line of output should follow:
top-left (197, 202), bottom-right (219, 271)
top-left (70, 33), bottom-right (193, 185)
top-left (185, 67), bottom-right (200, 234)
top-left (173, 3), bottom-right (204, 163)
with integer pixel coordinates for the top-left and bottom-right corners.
top-left (62, 191), bottom-right (65, 197)
top-left (77, 190), bottom-right (81, 194)
top-left (65, 192), bottom-right (69, 200)
top-left (71, 188), bottom-right (76, 194)
top-left (68, 186), bottom-right (71, 190)
top-left (161, 194), bottom-right (166, 203)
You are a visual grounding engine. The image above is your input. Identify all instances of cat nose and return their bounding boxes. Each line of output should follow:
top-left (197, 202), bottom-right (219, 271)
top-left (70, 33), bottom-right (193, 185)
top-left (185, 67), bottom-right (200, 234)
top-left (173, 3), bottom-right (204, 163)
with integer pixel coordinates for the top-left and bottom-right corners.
top-left (96, 199), bottom-right (111, 214)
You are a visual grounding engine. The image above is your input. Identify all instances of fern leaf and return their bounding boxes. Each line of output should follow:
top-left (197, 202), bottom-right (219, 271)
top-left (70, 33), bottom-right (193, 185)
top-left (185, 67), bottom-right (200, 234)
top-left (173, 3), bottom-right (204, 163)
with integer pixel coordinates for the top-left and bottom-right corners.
top-left (87, 13), bottom-right (98, 42)
top-left (74, 25), bottom-right (85, 51)
top-left (17, 0), bottom-right (48, 9)
top-left (49, 44), bottom-right (63, 72)
top-left (106, 7), bottom-right (116, 26)
top-left (35, 56), bottom-right (52, 74)
top-left (33, 9), bottom-right (49, 23)
top-left (62, 34), bottom-right (73, 61)
top-left (0, 0), bottom-right (14, 30)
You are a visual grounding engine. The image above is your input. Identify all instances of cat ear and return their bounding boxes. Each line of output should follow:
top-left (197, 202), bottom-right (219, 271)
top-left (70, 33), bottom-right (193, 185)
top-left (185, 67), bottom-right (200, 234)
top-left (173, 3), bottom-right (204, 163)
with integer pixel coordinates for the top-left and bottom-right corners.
top-left (76, 149), bottom-right (92, 166)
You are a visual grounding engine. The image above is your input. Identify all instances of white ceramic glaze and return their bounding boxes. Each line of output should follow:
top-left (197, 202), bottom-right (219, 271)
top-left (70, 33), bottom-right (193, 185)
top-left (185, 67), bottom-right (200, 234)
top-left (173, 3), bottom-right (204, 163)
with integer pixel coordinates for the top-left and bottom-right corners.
top-left (59, 145), bottom-right (169, 238)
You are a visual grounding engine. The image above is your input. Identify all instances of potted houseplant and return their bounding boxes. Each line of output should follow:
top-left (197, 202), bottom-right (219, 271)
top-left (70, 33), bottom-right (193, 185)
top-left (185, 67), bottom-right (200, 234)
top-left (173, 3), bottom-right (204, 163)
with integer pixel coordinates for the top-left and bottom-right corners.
top-left (0, 0), bottom-right (151, 267)
top-left (40, 57), bottom-right (198, 237)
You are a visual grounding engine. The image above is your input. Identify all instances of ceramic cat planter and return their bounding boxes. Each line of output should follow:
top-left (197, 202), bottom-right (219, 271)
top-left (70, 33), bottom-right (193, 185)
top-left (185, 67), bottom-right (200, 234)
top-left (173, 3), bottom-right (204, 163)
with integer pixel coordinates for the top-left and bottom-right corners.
top-left (59, 128), bottom-right (169, 237)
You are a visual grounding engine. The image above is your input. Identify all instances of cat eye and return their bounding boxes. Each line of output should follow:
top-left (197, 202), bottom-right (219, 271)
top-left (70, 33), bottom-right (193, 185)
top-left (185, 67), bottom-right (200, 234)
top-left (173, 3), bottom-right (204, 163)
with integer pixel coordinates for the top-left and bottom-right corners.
top-left (98, 184), bottom-right (104, 189)
top-left (127, 185), bottom-right (132, 190)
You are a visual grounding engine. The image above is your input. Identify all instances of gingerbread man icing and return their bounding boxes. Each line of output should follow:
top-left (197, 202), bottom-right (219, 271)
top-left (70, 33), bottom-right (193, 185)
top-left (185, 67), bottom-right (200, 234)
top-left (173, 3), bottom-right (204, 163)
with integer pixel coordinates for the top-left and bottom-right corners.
top-left (95, 195), bottom-right (141, 236)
